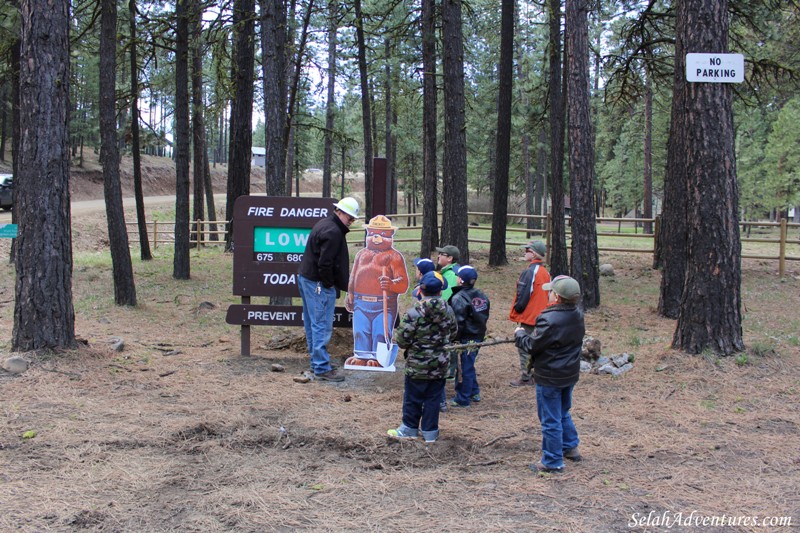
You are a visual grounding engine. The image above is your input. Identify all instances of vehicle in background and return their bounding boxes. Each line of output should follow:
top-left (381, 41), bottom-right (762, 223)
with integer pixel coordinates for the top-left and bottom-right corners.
top-left (0, 174), bottom-right (13, 210)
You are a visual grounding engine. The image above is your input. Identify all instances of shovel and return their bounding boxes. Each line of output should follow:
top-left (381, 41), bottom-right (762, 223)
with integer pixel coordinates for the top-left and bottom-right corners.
top-left (375, 267), bottom-right (399, 368)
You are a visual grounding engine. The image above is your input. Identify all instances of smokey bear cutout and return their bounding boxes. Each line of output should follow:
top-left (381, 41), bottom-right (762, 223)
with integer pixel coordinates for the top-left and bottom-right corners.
top-left (345, 215), bottom-right (409, 371)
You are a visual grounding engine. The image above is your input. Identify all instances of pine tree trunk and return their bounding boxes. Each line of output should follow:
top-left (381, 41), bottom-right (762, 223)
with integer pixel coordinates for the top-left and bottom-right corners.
top-left (523, 132), bottom-right (533, 229)
top-left (441, 0), bottom-right (469, 264)
top-left (384, 38), bottom-right (393, 213)
top-left (566, 0), bottom-right (599, 308)
top-left (14, 0), bottom-right (75, 350)
top-left (489, 0), bottom-right (514, 267)
top-left (173, 0), bottom-right (191, 279)
top-left (129, 0), bottom-right (152, 261)
top-left (100, 0), bottom-right (137, 305)
top-left (0, 80), bottom-right (7, 161)
top-left (191, 4), bottom-right (206, 246)
top-left (547, 0), bottom-right (568, 277)
top-left (322, 0), bottom-right (337, 199)
top-left (285, 124), bottom-right (295, 195)
top-left (261, 0), bottom-right (287, 196)
top-left (658, 0), bottom-right (690, 316)
top-left (673, 0), bottom-right (743, 355)
top-left (354, 0), bottom-right (374, 218)
top-left (643, 75), bottom-right (653, 235)
top-left (420, 0), bottom-right (439, 256)
top-left (224, 0), bottom-right (255, 251)
top-left (8, 20), bottom-right (20, 265)
top-left (203, 149), bottom-right (218, 241)
top-left (534, 128), bottom-right (547, 228)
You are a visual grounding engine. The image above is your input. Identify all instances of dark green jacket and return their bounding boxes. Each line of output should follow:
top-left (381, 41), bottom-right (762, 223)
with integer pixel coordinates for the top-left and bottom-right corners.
top-left (393, 296), bottom-right (458, 380)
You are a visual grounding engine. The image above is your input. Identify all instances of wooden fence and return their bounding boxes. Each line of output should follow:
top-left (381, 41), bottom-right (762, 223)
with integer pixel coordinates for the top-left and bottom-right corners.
top-left (125, 220), bottom-right (226, 248)
top-left (126, 213), bottom-right (800, 276)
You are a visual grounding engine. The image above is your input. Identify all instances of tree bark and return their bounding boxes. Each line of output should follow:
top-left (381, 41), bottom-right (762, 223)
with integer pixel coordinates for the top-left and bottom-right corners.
top-left (354, 0), bottom-right (374, 217)
top-left (384, 37), bottom-right (394, 212)
top-left (420, 0), bottom-right (439, 256)
top-left (0, 80), bottom-right (7, 161)
top-left (673, 0), bottom-right (743, 355)
top-left (643, 73), bottom-right (653, 235)
top-left (566, 0), bottom-right (599, 308)
top-left (489, 0), bottom-right (514, 267)
top-left (261, 0), bottom-right (287, 196)
top-left (441, 0), bottom-right (469, 264)
top-left (534, 128), bottom-right (547, 228)
top-left (322, 0), bottom-right (337, 199)
top-left (129, 0), bottom-right (152, 261)
top-left (8, 17), bottom-right (20, 265)
top-left (547, 0), bottom-right (568, 277)
top-left (191, 3), bottom-right (206, 246)
top-left (657, 0), bottom-right (690, 315)
top-left (14, 0), bottom-right (76, 350)
top-left (100, 0), bottom-right (137, 305)
top-left (225, 0), bottom-right (255, 251)
top-left (203, 149), bottom-right (218, 240)
top-left (173, 0), bottom-right (191, 279)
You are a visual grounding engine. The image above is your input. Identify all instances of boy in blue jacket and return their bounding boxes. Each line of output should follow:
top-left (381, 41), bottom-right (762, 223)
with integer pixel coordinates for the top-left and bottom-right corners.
top-left (448, 265), bottom-right (490, 408)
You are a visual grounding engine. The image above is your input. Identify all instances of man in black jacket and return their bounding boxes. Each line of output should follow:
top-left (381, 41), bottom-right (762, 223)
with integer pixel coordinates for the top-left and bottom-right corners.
top-left (298, 197), bottom-right (360, 382)
top-left (514, 275), bottom-right (585, 473)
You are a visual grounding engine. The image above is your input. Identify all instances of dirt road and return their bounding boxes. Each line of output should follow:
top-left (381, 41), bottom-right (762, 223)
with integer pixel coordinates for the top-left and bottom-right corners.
top-left (0, 194), bottom-right (230, 224)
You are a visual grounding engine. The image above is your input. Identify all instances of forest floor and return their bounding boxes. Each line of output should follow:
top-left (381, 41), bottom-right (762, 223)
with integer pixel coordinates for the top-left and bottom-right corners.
top-left (0, 155), bottom-right (799, 532)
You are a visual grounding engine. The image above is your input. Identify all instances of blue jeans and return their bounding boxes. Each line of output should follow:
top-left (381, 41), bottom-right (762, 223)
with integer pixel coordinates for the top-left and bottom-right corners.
top-left (298, 274), bottom-right (337, 375)
top-left (536, 384), bottom-right (580, 469)
top-left (453, 347), bottom-right (480, 405)
top-left (402, 376), bottom-right (445, 441)
top-left (352, 297), bottom-right (398, 356)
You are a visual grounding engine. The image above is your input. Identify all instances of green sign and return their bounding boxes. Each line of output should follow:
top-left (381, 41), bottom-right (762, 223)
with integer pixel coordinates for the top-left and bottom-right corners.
top-left (253, 226), bottom-right (310, 253)
top-left (0, 224), bottom-right (18, 239)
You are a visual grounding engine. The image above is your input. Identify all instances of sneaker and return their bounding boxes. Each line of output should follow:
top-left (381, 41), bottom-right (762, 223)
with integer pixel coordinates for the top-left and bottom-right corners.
top-left (449, 399), bottom-right (469, 408)
top-left (509, 378), bottom-right (534, 387)
top-left (564, 447), bottom-right (582, 462)
top-left (423, 436), bottom-right (437, 443)
top-left (315, 369), bottom-right (344, 382)
top-left (439, 402), bottom-right (448, 412)
top-left (387, 428), bottom-right (418, 440)
top-left (530, 462), bottom-right (564, 474)
top-left (471, 394), bottom-right (482, 403)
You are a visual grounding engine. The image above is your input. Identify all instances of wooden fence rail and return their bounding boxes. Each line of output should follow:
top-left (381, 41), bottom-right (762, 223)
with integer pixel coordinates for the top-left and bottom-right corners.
top-left (126, 214), bottom-right (800, 276)
top-left (125, 220), bottom-right (226, 248)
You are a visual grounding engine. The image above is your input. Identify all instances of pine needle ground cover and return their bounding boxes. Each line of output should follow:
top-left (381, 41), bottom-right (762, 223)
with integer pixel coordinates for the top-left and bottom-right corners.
top-left (1, 212), bottom-right (798, 532)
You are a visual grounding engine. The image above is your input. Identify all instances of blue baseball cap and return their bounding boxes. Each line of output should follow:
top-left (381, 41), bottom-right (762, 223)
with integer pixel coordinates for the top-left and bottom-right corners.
top-left (413, 258), bottom-right (435, 275)
top-left (420, 271), bottom-right (447, 295)
top-left (457, 264), bottom-right (478, 283)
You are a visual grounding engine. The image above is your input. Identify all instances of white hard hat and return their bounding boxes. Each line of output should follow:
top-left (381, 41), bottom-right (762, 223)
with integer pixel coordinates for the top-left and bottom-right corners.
top-left (333, 197), bottom-right (361, 218)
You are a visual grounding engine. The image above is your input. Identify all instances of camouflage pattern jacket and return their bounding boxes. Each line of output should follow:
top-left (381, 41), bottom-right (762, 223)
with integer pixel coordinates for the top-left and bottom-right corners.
top-left (393, 296), bottom-right (458, 380)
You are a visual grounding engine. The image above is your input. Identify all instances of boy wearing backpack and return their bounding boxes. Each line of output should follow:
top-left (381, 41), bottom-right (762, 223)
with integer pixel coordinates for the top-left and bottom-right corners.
top-left (448, 265), bottom-right (491, 408)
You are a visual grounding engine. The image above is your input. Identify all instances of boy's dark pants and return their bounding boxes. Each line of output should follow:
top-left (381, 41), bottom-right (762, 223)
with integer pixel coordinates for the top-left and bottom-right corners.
top-left (453, 346), bottom-right (481, 405)
top-left (402, 376), bottom-right (445, 433)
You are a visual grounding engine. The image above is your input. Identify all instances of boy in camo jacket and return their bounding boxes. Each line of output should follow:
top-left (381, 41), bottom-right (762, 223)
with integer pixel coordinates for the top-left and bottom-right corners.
top-left (387, 271), bottom-right (458, 443)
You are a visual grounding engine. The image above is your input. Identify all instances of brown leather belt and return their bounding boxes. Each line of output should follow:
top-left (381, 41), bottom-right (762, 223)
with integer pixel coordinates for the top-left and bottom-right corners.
top-left (355, 295), bottom-right (397, 302)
